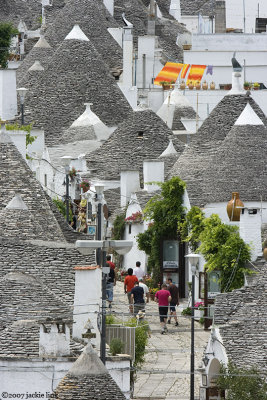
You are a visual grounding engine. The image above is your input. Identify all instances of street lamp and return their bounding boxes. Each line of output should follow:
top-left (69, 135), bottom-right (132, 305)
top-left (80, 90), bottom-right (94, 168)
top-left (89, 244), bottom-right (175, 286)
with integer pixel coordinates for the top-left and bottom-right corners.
top-left (60, 156), bottom-right (72, 224)
top-left (16, 87), bottom-right (28, 125)
top-left (185, 253), bottom-right (201, 400)
top-left (75, 239), bottom-right (133, 364)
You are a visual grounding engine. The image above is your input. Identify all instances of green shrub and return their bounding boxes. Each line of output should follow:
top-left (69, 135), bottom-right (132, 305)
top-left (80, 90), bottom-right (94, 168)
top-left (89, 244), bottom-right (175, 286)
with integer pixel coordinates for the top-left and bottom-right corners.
top-left (106, 314), bottom-right (119, 325)
top-left (109, 338), bottom-right (124, 356)
top-left (124, 318), bottom-right (149, 367)
top-left (181, 307), bottom-right (192, 316)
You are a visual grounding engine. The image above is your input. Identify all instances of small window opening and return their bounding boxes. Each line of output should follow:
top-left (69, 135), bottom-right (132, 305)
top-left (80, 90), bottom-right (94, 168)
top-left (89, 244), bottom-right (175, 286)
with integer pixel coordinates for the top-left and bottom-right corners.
top-left (129, 224), bottom-right (132, 234)
top-left (138, 131), bottom-right (144, 138)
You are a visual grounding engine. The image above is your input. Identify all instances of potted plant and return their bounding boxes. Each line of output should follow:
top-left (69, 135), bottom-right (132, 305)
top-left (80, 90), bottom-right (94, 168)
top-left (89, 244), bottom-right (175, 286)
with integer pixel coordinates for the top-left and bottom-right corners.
top-left (69, 167), bottom-right (77, 181)
top-left (183, 42), bottom-right (192, 50)
top-left (210, 81), bottom-right (216, 90)
top-left (159, 80), bottom-right (175, 90)
top-left (180, 80), bottom-right (186, 90)
top-left (125, 211), bottom-right (143, 223)
top-left (149, 288), bottom-right (159, 301)
top-left (253, 82), bottom-right (260, 90)
top-left (194, 301), bottom-right (204, 319)
top-left (244, 81), bottom-right (250, 90)
top-left (80, 179), bottom-right (90, 193)
top-left (195, 80), bottom-right (201, 90)
top-left (202, 80), bottom-right (208, 90)
top-left (188, 80), bottom-right (194, 90)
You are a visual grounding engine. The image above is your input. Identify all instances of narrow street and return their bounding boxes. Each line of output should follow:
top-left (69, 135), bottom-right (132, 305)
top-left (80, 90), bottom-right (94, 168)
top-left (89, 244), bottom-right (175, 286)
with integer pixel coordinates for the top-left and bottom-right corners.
top-left (113, 282), bottom-right (210, 400)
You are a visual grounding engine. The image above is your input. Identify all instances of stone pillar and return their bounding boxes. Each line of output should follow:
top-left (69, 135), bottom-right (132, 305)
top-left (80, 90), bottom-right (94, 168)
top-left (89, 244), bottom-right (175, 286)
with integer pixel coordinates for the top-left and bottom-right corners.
top-left (215, 0), bottom-right (226, 33)
top-left (73, 266), bottom-right (102, 349)
top-left (123, 26), bottom-right (133, 88)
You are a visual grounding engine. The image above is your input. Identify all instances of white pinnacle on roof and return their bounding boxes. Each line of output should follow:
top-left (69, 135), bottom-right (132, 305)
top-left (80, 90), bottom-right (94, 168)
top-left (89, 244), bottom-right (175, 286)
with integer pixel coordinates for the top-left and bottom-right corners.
top-left (6, 193), bottom-right (28, 210)
top-left (34, 36), bottom-right (51, 48)
top-left (235, 103), bottom-right (264, 126)
top-left (70, 103), bottom-right (110, 141)
top-left (160, 139), bottom-right (178, 157)
top-left (64, 24), bottom-right (89, 41)
top-left (163, 86), bottom-right (192, 107)
top-left (28, 60), bottom-right (44, 71)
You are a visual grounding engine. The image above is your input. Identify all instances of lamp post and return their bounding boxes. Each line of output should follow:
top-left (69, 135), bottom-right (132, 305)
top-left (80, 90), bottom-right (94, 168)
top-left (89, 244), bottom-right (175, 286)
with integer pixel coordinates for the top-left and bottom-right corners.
top-left (16, 87), bottom-right (28, 125)
top-left (185, 253), bottom-right (200, 400)
top-left (75, 239), bottom-right (133, 364)
top-left (60, 156), bottom-right (72, 224)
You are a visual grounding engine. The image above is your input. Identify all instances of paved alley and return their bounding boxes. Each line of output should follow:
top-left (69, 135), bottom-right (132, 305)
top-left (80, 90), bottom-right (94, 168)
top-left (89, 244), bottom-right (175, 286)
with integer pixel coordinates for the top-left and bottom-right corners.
top-left (113, 282), bottom-right (210, 400)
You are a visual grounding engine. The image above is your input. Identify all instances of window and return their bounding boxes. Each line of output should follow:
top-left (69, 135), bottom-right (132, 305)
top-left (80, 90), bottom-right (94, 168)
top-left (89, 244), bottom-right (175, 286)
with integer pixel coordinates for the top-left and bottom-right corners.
top-left (44, 174), bottom-right (47, 187)
top-left (137, 131), bottom-right (144, 138)
top-left (255, 18), bottom-right (267, 33)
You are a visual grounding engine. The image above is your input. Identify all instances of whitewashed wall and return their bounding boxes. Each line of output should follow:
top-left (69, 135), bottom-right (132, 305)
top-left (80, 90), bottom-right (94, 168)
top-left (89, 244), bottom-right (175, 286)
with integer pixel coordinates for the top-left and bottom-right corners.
top-left (225, 0), bottom-right (267, 32)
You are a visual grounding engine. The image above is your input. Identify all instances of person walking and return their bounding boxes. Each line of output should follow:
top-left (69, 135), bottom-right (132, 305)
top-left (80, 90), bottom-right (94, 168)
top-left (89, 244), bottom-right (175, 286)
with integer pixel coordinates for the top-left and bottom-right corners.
top-left (124, 268), bottom-right (138, 313)
top-left (106, 255), bottom-right (115, 270)
top-left (133, 261), bottom-right (144, 280)
top-left (155, 283), bottom-right (171, 334)
top-left (167, 278), bottom-right (179, 326)
top-left (131, 281), bottom-right (145, 316)
top-left (138, 278), bottom-right (150, 303)
top-left (106, 265), bottom-right (116, 309)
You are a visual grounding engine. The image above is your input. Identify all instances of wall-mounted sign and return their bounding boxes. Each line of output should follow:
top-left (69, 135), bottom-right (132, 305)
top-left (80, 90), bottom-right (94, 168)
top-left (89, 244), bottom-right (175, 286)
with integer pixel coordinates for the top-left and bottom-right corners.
top-left (87, 225), bottom-right (97, 236)
top-left (163, 240), bottom-right (179, 269)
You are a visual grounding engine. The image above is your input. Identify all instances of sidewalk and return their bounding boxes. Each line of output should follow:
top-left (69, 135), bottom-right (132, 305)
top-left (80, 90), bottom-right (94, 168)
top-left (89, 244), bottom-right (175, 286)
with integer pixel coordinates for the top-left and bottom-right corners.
top-left (113, 282), bottom-right (210, 400)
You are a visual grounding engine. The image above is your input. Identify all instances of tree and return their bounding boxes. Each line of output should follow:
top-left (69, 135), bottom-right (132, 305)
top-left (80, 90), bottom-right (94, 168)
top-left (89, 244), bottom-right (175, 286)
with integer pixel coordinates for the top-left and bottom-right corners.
top-left (179, 208), bottom-right (251, 291)
top-left (0, 22), bottom-right (18, 68)
top-left (137, 177), bottom-right (186, 284)
top-left (216, 362), bottom-right (267, 400)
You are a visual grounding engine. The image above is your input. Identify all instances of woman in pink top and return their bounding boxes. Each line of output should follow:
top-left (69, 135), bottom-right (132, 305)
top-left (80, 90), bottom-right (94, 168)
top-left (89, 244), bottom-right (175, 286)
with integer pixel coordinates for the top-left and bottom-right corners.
top-left (155, 283), bottom-right (171, 334)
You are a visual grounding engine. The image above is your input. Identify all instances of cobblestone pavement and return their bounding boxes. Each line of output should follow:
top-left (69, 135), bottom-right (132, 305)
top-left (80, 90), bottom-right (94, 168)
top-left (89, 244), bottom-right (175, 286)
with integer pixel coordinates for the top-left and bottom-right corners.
top-left (113, 282), bottom-right (210, 400)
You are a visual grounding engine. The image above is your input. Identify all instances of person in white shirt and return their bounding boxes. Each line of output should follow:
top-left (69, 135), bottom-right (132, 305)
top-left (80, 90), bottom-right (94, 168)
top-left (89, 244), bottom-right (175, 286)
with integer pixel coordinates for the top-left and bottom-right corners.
top-left (139, 278), bottom-right (149, 303)
top-left (133, 261), bottom-right (144, 279)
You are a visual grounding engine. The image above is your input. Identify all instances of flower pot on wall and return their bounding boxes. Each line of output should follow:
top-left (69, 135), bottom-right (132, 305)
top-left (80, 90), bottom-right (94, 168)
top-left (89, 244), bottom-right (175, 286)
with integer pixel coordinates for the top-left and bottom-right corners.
top-left (227, 192), bottom-right (244, 222)
top-left (195, 81), bottom-right (201, 90)
top-left (188, 81), bottom-right (194, 90)
top-left (202, 81), bottom-right (208, 90)
top-left (210, 82), bottom-right (215, 90)
top-left (263, 247), bottom-right (267, 261)
top-left (180, 81), bottom-right (186, 90)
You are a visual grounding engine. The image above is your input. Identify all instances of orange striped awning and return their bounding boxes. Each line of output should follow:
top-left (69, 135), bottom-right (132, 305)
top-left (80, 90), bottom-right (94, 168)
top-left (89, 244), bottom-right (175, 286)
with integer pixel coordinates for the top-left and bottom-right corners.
top-left (180, 64), bottom-right (190, 79)
top-left (186, 65), bottom-right (206, 85)
top-left (154, 62), bottom-right (183, 85)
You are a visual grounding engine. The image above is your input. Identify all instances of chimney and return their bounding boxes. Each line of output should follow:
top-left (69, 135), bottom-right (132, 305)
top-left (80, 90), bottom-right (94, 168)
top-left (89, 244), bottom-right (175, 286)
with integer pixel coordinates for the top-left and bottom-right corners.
top-left (239, 207), bottom-right (262, 262)
top-left (72, 266), bottom-right (102, 348)
top-left (169, 0), bottom-right (181, 22)
top-left (0, 70), bottom-right (17, 120)
top-left (103, 0), bottom-right (114, 16)
top-left (215, 1), bottom-right (226, 33)
top-left (120, 169), bottom-right (140, 207)
top-left (39, 322), bottom-right (71, 357)
top-left (228, 72), bottom-right (244, 95)
top-left (143, 159), bottom-right (164, 192)
top-left (122, 26), bottom-right (133, 88)
top-left (147, 0), bottom-right (156, 35)
top-left (5, 126), bottom-right (27, 160)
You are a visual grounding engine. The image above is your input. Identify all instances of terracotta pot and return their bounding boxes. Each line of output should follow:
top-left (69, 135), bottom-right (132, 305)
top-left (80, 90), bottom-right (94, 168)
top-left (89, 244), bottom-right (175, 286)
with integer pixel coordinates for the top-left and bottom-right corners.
top-left (180, 81), bottom-right (186, 90)
top-left (263, 248), bottom-right (267, 261)
top-left (188, 82), bottom-right (194, 90)
top-left (183, 44), bottom-right (192, 50)
top-left (210, 82), bottom-right (215, 90)
top-left (227, 192), bottom-right (244, 221)
top-left (195, 82), bottom-right (201, 90)
top-left (202, 82), bottom-right (208, 90)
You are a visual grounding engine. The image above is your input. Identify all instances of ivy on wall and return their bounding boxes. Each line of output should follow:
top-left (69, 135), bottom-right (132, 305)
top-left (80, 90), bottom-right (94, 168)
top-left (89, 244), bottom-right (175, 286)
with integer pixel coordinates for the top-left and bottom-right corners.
top-left (0, 22), bottom-right (18, 68)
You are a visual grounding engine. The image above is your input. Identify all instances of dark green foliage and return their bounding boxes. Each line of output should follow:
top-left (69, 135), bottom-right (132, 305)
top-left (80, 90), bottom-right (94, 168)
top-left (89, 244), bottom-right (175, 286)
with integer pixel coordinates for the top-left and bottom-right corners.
top-left (109, 338), bottom-right (124, 356)
top-left (124, 318), bottom-right (149, 367)
top-left (52, 197), bottom-right (72, 221)
top-left (0, 22), bottom-right (18, 68)
top-left (112, 213), bottom-right (126, 240)
top-left (137, 177), bottom-right (186, 285)
top-left (180, 207), bottom-right (251, 292)
top-left (216, 362), bottom-right (267, 400)
top-left (181, 307), bottom-right (192, 316)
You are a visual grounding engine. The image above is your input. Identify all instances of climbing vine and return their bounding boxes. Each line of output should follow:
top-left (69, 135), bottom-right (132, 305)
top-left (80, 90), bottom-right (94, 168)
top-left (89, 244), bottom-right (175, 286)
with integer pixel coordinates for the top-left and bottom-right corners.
top-left (137, 177), bottom-right (186, 285)
top-left (0, 22), bottom-right (18, 68)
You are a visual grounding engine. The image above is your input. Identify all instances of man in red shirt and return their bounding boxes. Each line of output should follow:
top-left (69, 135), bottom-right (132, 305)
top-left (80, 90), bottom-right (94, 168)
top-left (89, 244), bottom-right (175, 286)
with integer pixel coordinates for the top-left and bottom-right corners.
top-left (107, 255), bottom-right (115, 270)
top-left (155, 283), bottom-right (171, 334)
top-left (124, 268), bottom-right (138, 314)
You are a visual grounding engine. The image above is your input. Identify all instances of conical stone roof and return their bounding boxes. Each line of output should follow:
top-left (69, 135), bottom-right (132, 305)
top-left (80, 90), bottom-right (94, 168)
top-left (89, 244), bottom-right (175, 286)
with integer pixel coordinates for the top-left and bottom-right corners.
top-left (25, 26), bottom-right (132, 145)
top-left (157, 88), bottom-right (197, 130)
top-left (169, 94), bottom-right (267, 206)
top-left (86, 109), bottom-right (185, 180)
top-left (43, 0), bottom-right (122, 70)
top-left (53, 343), bottom-right (126, 399)
top-left (17, 37), bottom-right (54, 84)
top-left (0, 271), bottom-right (72, 331)
top-left (61, 103), bottom-right (112, 144)
top-left (0, 133), bottom-right (66, 242)
top-left (0, 0), bottom-right (41, 30)
top-left (196, 106), bottom-right (267, 204)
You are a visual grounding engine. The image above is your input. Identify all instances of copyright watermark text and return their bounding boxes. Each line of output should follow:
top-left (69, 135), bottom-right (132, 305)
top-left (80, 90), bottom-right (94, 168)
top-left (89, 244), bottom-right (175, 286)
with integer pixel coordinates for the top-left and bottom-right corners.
top-left (1, 393), bottom-right (58, 399)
